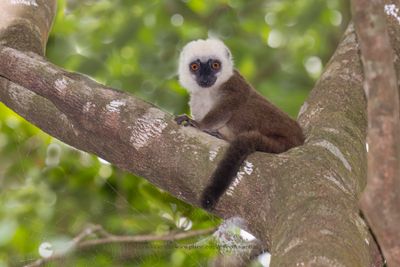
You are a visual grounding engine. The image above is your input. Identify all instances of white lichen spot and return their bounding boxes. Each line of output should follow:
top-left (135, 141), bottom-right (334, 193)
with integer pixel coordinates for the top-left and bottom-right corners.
top-left (106, 99), bottom-right (126, 113)
top-left (309, 256), bottom-right (345, 267)
top-left (54, 77), bottom-right (69, 93)
top-left (352, 213), bottom-right (369, 238)
top-left (322, 127), bottom-right (340, 134)
top-left (209, 149), bottom-right (219, 161)
top-left (323, 173), bottom-right (351, 195)
top-left (130, 108), bottom-right (168, 150)
top-left (10, 0), bottom-right (38, 6)
top-left (320, 229), bottom-right (334, 236)
top-left (366, 142), bottom-right (369, 152)
top-left (298, 102), bottom-right (308, 118)
top-left (365, 238), bottom-right (370, 245)
top-left (283, 238), bottom-right (302, 254)
top-left (301, 104), bottom-right (324, 128)
top-left (385, 4), bottom-right (400, 24)
top-left (83, 102), bottom-right (95, 113)
top-left (314, 140), bottom-right (351, 171)
top-left (308, 106), bottom-right (324, 121)
top-left (226, 171), bottom-right (244, 196)
top-left (226, 161), bottom-right (253, 196)
top-left (243, 161), bottom-right (254, 175)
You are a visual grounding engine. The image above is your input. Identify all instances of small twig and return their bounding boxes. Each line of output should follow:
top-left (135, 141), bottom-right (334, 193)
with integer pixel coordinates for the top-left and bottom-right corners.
top-left (23, 224), bottom-right (104, 267)
top-left (78, 227), bottom-right (216, 247)
top-left (23, 225), bottom-right (216, 267)
top-left (72, 224), bottom-right (104, 244)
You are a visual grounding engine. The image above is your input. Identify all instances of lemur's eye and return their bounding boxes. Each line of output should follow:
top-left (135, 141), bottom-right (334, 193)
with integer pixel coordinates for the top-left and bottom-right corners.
top-left (190, 63), bottom-right (199, 72)
top-left (211, 61), bottom-right (221, 70)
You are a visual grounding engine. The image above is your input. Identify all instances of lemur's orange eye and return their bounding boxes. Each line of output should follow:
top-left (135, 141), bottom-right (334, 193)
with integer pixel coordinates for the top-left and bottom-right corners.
top-left (212, 61), bottom-right (221, 70)
top-left (190, 63), bottom-right (199, 71)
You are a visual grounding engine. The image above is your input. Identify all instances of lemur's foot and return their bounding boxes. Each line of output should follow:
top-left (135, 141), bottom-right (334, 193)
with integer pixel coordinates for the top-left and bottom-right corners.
top-left (174, 114), bottom-right (199, 128)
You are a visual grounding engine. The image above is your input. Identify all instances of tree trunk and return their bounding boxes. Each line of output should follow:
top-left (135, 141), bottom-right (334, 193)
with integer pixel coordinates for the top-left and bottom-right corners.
top-left (1, 0), bottom-right (395, 266)
top-left (352, 0), bottom-right (400, 266)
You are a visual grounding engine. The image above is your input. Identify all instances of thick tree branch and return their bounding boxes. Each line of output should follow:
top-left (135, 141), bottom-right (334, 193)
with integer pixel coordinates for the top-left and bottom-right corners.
top-left (0, 0), bottom-right (391, 266)
top-left (352, 0), bottom-right (400, 266)
top-left (0, 1), bottom-right (76, 145)
top-left (0, 29), bottom-right (379, 266)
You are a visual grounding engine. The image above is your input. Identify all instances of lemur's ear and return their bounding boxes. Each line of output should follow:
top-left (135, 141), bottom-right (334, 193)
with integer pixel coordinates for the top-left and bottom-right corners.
top-left (225, 48), bottom-right (231, 59)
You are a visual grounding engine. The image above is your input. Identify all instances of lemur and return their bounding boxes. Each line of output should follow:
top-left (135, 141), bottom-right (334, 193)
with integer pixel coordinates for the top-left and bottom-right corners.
top-left (175, 39), bottom-right (304, 210)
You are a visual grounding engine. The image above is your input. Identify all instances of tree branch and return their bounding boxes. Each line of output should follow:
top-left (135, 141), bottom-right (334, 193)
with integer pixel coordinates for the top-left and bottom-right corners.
top-left (352, 0), bottom-right (400, 265)
top-left (0, 0), bottom-right (390, 266)
top-left (0, 29), bottom-right (379, 267)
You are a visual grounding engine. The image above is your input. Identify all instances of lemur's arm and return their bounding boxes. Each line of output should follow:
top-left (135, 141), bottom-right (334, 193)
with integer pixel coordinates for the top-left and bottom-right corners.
top-left (199, 100), bottom-right (234, 129)
top-left (175, 90), bottom-right (240, 139)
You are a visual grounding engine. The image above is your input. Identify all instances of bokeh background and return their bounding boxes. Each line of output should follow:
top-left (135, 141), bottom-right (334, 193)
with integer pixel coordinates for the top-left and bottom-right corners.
top-left (0, 0), bottom-right (349, 266)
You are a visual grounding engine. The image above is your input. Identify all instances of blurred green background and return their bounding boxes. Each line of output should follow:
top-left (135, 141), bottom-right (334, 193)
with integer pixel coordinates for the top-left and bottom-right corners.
top-left (0, 0), bottom-right (349, 266)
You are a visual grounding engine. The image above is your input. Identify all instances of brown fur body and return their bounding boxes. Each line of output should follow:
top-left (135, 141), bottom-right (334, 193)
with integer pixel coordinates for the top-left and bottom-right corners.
top-left (177, 70), bottom-right (304, 209)
top-left (199, 70), bottom-right (304, 147)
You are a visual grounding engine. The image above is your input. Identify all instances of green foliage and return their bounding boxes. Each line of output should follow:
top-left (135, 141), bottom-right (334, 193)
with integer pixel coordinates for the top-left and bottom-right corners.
top-left (0, 0), bottom-right (348, 266)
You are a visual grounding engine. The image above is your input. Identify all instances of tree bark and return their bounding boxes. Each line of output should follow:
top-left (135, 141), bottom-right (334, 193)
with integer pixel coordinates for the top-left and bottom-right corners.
top-left (352, 0), bottom-right (400, 266)
top-left (0, 0), bottom-right (392, 266)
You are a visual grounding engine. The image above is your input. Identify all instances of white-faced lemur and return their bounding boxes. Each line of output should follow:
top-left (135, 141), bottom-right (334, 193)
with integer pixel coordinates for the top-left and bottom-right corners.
top-left (175, 39), bottom-right (304, 210)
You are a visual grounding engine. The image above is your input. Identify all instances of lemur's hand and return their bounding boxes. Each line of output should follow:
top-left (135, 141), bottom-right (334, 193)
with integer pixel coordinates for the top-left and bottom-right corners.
top-left (175, 115), bottom-right (223, 139)
top-left (174, 114), bottom-right (199, 128)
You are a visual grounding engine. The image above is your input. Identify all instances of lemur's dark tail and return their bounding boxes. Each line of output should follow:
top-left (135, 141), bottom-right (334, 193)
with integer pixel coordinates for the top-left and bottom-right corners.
top-left (200, 131), bottom-right (286, 210)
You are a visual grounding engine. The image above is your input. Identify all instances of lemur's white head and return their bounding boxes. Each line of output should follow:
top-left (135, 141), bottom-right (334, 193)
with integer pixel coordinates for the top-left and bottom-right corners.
top-left (179, 39), bottom-right (234, 93)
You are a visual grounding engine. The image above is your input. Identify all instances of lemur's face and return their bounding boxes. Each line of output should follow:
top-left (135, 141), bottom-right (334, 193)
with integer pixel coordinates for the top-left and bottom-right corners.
top-left (188, 58), bottom-right (221, 88)
top-left (179, 39), bottom-right (234, 93)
